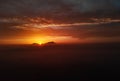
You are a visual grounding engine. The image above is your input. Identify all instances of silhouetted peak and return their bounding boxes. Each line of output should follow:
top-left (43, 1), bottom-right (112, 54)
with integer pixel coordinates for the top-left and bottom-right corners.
top-left (44, 41), bottom-right (56, 46)
top-left (32, 43), bottom-right (39, 46)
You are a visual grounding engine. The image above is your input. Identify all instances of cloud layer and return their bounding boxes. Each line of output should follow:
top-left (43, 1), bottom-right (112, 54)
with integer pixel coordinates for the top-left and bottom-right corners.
top-left (0, 0), bottom-right (120, 18)
top-left (0, 0), bottom-right (120, 43)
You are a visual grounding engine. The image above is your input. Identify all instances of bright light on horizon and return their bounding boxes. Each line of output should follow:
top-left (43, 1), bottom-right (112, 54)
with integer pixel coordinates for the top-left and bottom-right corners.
top-left (0, 36), bottom-right (81, 44)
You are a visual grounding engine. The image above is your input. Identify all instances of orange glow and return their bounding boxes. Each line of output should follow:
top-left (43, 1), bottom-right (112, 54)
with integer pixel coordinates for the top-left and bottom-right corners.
top-left (0, 36), bottom-right (81, 44)
top-left (25, 37), bottom-right (50, 44)
top-left (0, 17), bottom-right (90, 45)
top-left (27, 36), bottom-right (80, 44)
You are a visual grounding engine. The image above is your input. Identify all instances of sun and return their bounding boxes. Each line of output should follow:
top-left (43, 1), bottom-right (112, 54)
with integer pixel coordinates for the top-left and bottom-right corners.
top-left (39, 42), bottom-right (42, 45)
top-left (29, 37), bottom-right (47, 45)
top-left (36, 40), bottom-right (47, 45)
top-left (38, 42), bottom-right (44, 45)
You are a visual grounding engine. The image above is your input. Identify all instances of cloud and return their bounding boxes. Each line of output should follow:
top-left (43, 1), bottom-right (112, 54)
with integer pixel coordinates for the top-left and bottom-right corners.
top-left (0, 0), bottom-right (120, 18)
top-left (0, 17), bottom-right (120, 40)
top-left (0, 0), bottom-right (120, 43)
top-left (0, 0), bottom-right (64, 17)
top-left (62, 0), bottom-right (120, 13)
top-left (51, 22), bottom-right (120, 39)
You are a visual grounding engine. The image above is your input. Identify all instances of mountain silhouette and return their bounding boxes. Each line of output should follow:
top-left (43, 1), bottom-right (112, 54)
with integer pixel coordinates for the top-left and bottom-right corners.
top-left (32, 41), bottom-right (56, 46)
top-left (32, 43), bottom-right (40, 46)
top-left (43, 41), bottom-right (56, 46)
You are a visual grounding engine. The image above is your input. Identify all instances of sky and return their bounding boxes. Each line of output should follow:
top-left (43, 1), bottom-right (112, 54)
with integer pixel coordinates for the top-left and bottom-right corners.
top-left (0, 0), bottom-right (120, 44)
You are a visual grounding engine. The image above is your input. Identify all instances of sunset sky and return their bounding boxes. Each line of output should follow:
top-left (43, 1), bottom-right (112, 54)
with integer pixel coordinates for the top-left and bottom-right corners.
top-left (0, 0), bottom-right (120, 44)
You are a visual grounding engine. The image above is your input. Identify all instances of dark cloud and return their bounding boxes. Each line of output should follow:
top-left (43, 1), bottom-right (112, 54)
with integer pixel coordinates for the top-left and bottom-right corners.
top-left (0, 0), bottom-right (120, 18)
top-left (49, 22), bottom-right (120, 39)
top-left (62, 0), bottom-right (120, 12)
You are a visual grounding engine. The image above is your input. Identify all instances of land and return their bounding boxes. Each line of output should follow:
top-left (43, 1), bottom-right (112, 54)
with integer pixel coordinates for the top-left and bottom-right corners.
top-left (0, 43), bottom-right (120, 80)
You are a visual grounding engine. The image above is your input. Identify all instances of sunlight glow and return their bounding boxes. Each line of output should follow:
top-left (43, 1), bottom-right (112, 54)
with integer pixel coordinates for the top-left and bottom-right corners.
top-left (27, 36), bottom-right (80, 44)
top-left (32, 38), bottom-right (48, 45)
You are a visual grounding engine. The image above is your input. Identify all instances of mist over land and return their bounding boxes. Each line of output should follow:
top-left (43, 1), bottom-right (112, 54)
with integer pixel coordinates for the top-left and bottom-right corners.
top-left (0, 43), bottom-right (120, 80)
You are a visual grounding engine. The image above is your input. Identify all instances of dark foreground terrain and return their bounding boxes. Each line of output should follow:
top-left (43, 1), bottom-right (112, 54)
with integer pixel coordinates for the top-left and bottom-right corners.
top-left (0, 43), bottom-right (120, 80)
